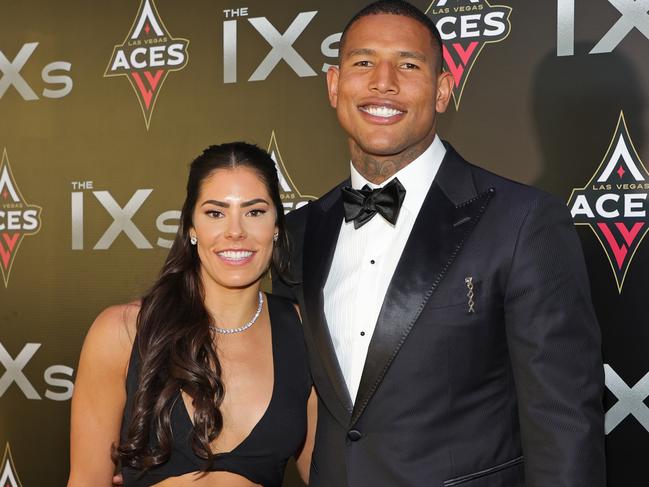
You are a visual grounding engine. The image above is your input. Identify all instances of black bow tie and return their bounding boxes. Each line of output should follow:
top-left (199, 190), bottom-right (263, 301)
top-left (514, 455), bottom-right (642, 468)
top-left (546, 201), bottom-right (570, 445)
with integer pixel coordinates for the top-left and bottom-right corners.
top-left (341, 178), bottom-right (407, 229)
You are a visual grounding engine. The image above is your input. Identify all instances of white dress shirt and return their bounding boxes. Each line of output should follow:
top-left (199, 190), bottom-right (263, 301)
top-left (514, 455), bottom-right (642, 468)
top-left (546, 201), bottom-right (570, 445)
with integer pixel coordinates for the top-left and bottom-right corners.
top-left (323, 136), bottom-right (446, 402)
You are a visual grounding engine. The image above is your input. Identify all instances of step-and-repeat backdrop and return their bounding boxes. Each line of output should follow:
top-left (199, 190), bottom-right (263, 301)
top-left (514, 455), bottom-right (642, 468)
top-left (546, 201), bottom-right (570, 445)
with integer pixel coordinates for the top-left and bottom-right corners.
top-left (1, 1), bottom-right (647, 485)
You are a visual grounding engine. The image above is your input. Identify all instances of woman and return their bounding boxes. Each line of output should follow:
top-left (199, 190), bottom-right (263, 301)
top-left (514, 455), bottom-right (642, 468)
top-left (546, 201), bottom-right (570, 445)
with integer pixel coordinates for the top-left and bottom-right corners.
top-left (68, 143), bottom-right (316, 487)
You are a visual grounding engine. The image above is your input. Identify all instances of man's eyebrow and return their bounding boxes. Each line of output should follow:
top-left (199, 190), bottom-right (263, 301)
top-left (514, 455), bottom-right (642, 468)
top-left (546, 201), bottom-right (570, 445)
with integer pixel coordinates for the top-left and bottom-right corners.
top-left (346, 48), bottom-right (376, 58)
top-left (398, 50), bottom-right (427, 62)
top-left (345, 48), bottom-right (427, 62)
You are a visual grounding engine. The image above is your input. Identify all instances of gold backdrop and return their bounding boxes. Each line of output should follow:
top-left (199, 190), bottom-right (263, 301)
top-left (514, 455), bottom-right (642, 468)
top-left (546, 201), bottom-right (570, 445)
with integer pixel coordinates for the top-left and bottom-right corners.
top-left (1, 1), bottom-right (647, 485)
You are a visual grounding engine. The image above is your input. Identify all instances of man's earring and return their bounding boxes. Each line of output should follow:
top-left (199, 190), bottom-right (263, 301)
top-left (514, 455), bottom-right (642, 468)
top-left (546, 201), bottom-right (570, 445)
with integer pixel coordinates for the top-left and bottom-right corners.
top-left (273, 232), bottom-right (279, 242)
top-left (190, 235), bottom-right (197, 245)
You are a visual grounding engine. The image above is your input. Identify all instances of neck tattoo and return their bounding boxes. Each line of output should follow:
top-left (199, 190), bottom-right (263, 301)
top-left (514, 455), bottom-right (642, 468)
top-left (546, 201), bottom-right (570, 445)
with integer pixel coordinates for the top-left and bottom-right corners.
top-left (350, 142), bottom-right (429, 185)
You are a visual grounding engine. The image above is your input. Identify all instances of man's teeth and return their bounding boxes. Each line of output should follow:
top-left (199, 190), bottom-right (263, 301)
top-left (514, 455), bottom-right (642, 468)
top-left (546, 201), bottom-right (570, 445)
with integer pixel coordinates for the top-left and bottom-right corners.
top-left (218, 250), bottom-right (254, 260)
top-left (361, 106), bottom-right (403, 118)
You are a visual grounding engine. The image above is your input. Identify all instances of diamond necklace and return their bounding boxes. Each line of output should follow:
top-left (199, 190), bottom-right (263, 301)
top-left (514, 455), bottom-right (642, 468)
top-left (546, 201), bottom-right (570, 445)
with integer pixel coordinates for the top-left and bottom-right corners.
top-left (211, 291), bottom-right (264, 334)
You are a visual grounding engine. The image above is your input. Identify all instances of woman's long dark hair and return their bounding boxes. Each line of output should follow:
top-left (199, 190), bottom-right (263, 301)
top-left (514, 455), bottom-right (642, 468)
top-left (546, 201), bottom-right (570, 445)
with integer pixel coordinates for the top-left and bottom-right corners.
top-left (114, 142), bottom-right (290, 470)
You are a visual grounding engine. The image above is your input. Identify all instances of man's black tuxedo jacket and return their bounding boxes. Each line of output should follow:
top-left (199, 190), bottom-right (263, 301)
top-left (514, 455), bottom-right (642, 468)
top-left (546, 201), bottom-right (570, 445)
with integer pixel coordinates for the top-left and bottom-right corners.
top-left (273, 144), bottom-right (605, 487)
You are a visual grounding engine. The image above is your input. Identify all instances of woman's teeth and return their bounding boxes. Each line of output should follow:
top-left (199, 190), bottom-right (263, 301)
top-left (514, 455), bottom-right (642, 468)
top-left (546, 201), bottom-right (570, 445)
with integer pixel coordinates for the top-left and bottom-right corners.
top-left (217, 250), bottom-right (254, 261)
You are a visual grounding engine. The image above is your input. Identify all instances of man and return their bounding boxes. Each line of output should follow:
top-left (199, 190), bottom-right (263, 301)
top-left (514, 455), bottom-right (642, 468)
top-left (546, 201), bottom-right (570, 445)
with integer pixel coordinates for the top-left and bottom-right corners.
top-left (273, 1), bottom-right (606, 486)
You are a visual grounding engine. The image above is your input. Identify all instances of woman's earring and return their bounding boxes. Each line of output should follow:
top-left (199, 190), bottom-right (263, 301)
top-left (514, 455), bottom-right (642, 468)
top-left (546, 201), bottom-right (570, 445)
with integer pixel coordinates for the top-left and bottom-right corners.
top-left (190, 235), bottom-right (198, 245)
top-left (272, 232), bottom-right (279, 242)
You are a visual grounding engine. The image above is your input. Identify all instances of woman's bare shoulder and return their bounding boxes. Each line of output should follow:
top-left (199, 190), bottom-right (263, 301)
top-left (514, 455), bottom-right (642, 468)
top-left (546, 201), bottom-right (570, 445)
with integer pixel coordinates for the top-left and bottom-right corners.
top-left (82, 301), bottom-right (141, 368)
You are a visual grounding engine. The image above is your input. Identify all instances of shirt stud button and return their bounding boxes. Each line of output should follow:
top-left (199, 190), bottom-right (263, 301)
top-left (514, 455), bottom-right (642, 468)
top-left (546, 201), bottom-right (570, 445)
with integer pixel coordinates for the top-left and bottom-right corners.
top-left (347, 429), bottom-right (362, 441)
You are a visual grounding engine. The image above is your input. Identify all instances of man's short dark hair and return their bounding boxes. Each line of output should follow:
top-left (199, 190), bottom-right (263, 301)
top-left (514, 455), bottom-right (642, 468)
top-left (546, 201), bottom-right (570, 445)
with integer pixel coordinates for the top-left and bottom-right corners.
top-left (339, 0), bottom-right (444, 72)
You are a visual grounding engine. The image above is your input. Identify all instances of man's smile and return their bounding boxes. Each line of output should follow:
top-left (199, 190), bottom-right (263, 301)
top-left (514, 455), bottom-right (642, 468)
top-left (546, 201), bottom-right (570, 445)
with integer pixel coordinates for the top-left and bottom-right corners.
top-left (358, 102), bottom-right (406, 123)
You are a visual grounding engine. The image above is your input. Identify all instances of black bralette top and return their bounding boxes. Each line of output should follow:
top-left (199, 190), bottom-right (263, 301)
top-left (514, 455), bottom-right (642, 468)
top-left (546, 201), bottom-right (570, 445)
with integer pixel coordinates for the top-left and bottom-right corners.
top-left (120, 294), bottom-right (310, 487)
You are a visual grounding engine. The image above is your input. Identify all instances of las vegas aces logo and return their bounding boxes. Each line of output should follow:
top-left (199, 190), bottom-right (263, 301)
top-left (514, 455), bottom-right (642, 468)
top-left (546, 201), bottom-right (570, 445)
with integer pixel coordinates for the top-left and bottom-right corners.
top-left (105, 0), bottom-right (189, 129)
top-left (0, 443), bottom-right (23, 487)
top-left (0, 149), bottom-right (42, 288)
top-left (568, 112), bottom-right (649, 293)
top-left (426, 0), bottom-right (512, 110)
top-left (267, 132), bottom-right (316, 214)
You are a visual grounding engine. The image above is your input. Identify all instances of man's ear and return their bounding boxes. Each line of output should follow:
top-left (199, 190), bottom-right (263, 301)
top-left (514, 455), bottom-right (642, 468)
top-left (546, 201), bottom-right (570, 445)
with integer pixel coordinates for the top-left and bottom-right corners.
top-left (326, 66), bottom-right (340, 109)
top-left (435, 70), bottom-right (454, 114)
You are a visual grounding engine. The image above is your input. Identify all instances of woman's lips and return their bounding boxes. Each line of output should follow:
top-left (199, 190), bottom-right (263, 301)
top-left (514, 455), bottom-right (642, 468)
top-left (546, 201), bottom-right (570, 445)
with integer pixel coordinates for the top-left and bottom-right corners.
top-left (215, 249), bottom-right (256, 266)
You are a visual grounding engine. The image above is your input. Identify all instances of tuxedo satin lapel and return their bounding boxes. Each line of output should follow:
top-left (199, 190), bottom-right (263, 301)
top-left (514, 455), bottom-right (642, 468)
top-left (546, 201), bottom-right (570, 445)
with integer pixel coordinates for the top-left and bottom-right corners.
top-left (304, 189), bottom-right (354, 420)
top-left (351, 152), bottom-right (495, 425)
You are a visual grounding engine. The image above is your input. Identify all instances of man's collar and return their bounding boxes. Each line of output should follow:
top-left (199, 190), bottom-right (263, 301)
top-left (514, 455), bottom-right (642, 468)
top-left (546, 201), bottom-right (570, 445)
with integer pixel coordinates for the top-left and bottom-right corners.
top-left (349, 135), bottom-right (446, 213)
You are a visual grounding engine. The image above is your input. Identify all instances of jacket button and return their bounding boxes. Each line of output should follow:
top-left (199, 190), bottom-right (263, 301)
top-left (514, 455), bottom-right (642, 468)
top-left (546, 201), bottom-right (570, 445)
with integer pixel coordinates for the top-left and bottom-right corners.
top-left (347, 429), bottom-right (362, 441)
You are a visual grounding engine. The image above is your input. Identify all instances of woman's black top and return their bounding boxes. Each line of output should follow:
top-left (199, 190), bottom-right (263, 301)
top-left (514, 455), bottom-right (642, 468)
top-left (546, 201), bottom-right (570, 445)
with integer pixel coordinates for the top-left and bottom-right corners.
top-left (120, 294), bottom-right (310, 487)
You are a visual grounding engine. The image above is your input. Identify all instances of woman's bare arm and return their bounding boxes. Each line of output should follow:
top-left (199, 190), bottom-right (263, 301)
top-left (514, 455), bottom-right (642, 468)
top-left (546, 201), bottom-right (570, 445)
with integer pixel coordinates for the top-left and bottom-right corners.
top-left (67, 304), bottom-right (137, 487)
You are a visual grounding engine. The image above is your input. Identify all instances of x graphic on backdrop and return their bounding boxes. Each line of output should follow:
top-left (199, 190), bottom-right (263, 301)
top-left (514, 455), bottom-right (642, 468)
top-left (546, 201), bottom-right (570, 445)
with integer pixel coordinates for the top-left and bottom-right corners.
top-left (605, 364), bottom-right (649, 434)
top-left (592, 0), bottom-right (649, 53)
